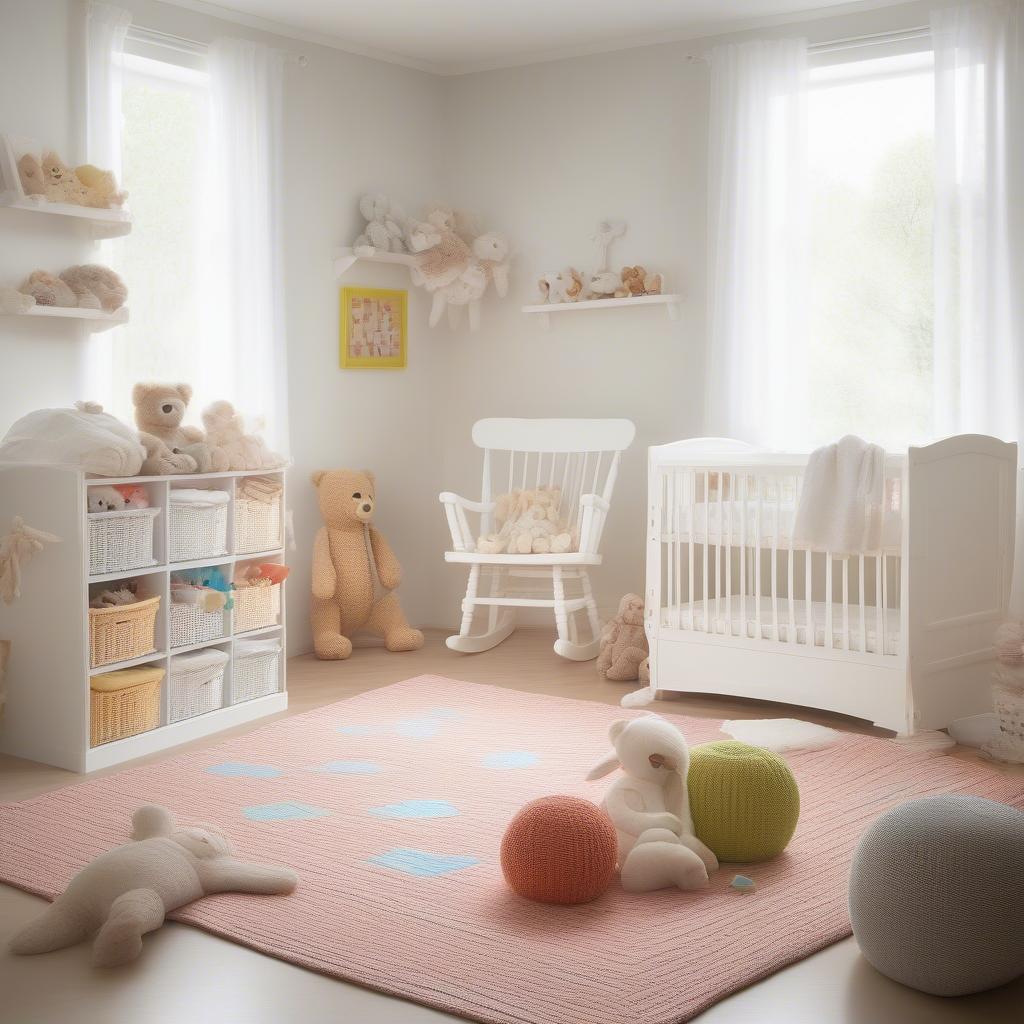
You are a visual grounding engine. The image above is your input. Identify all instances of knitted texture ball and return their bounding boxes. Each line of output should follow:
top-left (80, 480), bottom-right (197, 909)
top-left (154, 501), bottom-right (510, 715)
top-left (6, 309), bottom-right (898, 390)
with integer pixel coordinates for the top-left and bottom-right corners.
top-left (687, 741), bottom-right (800, 862)
top-left (500, 796), bottom-right (618, 905)
top-left (849, 795), bottom-right (1024, 996)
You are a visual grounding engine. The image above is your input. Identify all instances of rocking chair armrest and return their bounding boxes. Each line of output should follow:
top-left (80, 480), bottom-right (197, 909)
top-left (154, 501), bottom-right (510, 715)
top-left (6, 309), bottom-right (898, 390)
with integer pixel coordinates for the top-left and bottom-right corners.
top-left (438, 492), bottom-right (495, 513)
top-left (579, 493), bottom-right (610, 511)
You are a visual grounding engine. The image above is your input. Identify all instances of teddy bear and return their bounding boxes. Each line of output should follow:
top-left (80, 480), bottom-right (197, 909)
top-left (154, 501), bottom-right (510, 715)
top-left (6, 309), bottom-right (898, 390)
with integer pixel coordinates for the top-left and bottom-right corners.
top-left (39, 151), bottom-right (84, 204)
top-left (10, 804), bottom-right (297, 967)
top-left (621, 265), bottom-right (647, 297)
top-left (477, 487), bottom-right (574, 555)
top-left (73, 164), bottom-right (127, 209)
top-left (17, 153), bottom-right (46, 198)
top-left (597, 593), bottom-right (650, 681)
top-left (311, 468), bottom-right (424, 660)
top-left (59, 265), bottom-right (128, 312)
top-left (353, 193), bottom-right (406, 254)
top-left (19, 270), bottom-right (77, 307)
top-left (201, 400), bottom-right (286, 471)
top-left (132, 382), bottom-right (227, 475)
top-left (538, 268), bottom-right (585, 304)
top-left (87, 485), bottom-right (126, 513)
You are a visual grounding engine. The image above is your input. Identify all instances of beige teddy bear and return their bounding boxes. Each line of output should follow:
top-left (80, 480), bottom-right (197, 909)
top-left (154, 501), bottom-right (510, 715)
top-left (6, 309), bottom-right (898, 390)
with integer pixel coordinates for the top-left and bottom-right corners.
top-left (311, 469), bottom-right (424, 660)
top-left (133, 382), bottom-right (228, 475)
top-left (74, 164), bottom-right (127, 209)
top-left (60, 265), bottom-right (128, 311)
top-left (201, 400), bottom-right (285, 471)
top-left (39, 151), bottom-right (84, 204)
top-left (597, 593), bottom-right (650, 681)
top-left (477, 486), bottom-right (574, 555)
top-left (19, 270), bottom-right (77, 307)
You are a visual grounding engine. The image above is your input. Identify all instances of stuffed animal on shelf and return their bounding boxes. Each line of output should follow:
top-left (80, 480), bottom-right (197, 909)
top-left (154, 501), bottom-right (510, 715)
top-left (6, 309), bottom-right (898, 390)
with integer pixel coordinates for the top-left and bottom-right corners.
top-left (587, 715), bottom-right (718, 892)
top-left (10, 804), bottom-right (298, 967)
top-left (73, 164), bottom-right (127, 209)
top-left (172, 566), bottom-right (234, 611)
top-left (0, 287), bottom-right (35, 314)
top-left (597, 593), bottom-right (650, 681)
top-left (310, 468), bottom-right (424, 660)
top-left (352, 192), bottom-right (407, 254)
top-left (19, 270), bottom-right (77, 308)
top-left (133, 382), bottom-right (227, 475)
top-left (201, 401), bottom-right (286, 471)
top-left (59, 265), bottom-right (128, 312)
top-left (87, 486), bottom-right (126, 514)
top-left (587, 270), bottom-right (629, 300)
top-left (621, 265), bottom-right (663, 297)
top-left (411, 212), bottom-right (472, 293)
top-left (477, 486), bottom-right (574, 555)
top-left (538, 268), bottom-right (585, 304)
top-left (429, 263), bottom-right (487, 329)
top-left (39, 151), bottom-right (84, 204)
top-left (591, 220), bottom-right (627, 273)
top-left (16, 154), bottom-right (45, 198)
top-left (472, 232), bottom-right (511, 299)
top-left (113, 484), bottom-right (149, 509)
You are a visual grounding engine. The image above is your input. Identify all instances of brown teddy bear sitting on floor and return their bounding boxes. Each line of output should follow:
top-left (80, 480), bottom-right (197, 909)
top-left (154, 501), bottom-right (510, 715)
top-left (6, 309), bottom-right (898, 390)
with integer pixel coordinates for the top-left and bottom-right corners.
top-left (311, 468), bottom-right (424, 660)
top-left (597, 593), bottom-right (649, 681)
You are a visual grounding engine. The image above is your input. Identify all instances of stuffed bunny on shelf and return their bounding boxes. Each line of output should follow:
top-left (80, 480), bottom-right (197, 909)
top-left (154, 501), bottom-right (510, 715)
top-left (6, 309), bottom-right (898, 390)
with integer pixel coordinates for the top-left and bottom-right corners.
top-left (587, 714), bottom-right (718, 892)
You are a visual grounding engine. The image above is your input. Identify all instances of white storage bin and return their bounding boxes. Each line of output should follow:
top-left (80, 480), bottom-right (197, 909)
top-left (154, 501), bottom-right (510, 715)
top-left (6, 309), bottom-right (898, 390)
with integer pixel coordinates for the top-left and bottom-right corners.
top-left (169, 600), bottom-right (225, 648)
top-left (168, 489), bottom-right (229, 562)
top-left (168, 648), bottom-right (228, 723)
top-left (88, 507), bottom-right (159, 575)
top-left (235, 493), bottom-right (282, 554)
top-left (233, 639), bottom-right (281, 703)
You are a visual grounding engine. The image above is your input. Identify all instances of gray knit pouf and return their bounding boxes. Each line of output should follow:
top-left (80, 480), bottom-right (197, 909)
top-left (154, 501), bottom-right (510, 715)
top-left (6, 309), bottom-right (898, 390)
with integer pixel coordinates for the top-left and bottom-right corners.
top-left (849, 795), bottom-right (1024, 996)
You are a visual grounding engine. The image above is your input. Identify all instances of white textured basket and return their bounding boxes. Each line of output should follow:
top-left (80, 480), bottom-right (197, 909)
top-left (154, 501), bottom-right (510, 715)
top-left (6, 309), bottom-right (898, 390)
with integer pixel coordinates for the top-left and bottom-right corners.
top-left (168, 490), bottom-right (229, 562)
top-left (233, 583), bottom-right (281, 634)
top-left (88, 507), bottom-right (159, 575)
top-left (168, 648), bottom-right (228, 723)
top-left (169, 601), bottom-right (225, 649)
top-left (233, 639), bottom-right (281, 703)
top-left (235, 494), bottom-right (282, 554)
top-left (984, 684), bottom-right (1024, 764)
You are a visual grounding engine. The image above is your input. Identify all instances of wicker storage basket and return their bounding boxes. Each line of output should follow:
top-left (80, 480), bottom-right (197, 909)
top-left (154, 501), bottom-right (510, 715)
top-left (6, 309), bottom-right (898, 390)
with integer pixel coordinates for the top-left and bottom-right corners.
top-left (88, 507), bottom-right (159, 576)
top-left (89, 595), bottom-right (160, 668)
top-left (169, 600), bottom-right (225, 648)
top-left (233, 583), bottom-right (281, 634)
top-left (168, 489), bottom-right (229, 562)
top-left (90, 665), bottom-right (163, 746)
top-left (233, 639), bottom-right (281, 703)
top-left (235, 494), bottom-right (282, 554)
top-left (983, 684), bottom-right (1024, 764)
top-left (168, 648), bottom-right (228, 723)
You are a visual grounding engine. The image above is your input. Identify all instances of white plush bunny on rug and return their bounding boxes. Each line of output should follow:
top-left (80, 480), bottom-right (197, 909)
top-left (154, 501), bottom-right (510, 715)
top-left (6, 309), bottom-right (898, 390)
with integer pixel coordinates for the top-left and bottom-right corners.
top-left (10, 804), bottom-right (298, 967)
top-left (587, 715), bottom-right (718, 892)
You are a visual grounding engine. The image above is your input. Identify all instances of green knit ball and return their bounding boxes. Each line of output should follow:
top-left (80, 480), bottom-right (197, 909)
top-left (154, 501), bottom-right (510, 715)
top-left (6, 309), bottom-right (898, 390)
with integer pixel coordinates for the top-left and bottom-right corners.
top-left (688, 740), bottom-right (800, 862)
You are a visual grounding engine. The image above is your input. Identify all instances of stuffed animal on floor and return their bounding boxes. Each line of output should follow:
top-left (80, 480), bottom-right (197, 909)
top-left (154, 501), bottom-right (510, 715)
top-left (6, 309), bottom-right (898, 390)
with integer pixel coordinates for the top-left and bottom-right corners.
top-left (201, 400), bottom-right (286, 471)
top-left (311, 468), bottom-right (424, 660)
top-left (587, 715), bottom-right (718, 892)
top-left (597, 593), bottom-right (649, 681)
top-left (9, 804), bottom-right (298, 967)
top-left (60, 265), bottom-right (128, 312)
top-left (133, 382), bottom-right (227, 475)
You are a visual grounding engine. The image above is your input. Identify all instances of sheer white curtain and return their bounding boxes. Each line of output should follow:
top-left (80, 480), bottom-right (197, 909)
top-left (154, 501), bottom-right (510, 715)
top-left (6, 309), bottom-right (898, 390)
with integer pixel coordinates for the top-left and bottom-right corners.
top-left (706, 38), bottom-right (809, 448)
top-left (84, 0), bottom-right (130, 175)
top-left (202, 38), bottom-right (289, 454)
top-left (932, 0), bottom-right (1024, 443)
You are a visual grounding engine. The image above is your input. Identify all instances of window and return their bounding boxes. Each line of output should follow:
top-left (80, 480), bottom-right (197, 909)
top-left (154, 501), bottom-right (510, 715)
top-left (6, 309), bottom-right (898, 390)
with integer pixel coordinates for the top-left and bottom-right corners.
top-left (806, 49), bottom-right (935, 449)
top-left (95, 43), bottom-right (216, 424)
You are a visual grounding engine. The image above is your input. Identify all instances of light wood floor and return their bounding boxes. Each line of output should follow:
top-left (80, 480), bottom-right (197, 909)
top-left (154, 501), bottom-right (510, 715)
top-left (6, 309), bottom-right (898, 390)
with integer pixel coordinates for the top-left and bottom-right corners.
top-left (0, 628), bottom-right (1020, 1024)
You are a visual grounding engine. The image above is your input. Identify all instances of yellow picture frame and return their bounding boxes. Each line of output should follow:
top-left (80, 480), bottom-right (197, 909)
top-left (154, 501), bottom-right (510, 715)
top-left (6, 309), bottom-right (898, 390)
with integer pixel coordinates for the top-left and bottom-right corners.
top-left (340, 287), bottom-right (408, 369)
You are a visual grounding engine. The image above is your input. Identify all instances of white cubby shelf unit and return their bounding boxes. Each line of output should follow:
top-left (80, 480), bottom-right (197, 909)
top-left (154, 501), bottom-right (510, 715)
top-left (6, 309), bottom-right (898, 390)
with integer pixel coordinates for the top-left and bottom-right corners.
top-left (0, 465), bottom-right (288, 773)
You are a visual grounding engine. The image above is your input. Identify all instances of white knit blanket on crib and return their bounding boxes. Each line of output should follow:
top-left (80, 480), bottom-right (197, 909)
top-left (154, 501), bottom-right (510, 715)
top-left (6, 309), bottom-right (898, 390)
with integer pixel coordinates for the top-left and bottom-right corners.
top-left (793, 435), bottom-right (885, 553)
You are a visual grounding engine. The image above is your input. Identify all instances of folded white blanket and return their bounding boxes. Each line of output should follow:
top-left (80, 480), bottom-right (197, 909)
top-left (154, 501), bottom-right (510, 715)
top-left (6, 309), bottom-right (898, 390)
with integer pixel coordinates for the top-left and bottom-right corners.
top-left (793, 435), bottom-right (885, 553)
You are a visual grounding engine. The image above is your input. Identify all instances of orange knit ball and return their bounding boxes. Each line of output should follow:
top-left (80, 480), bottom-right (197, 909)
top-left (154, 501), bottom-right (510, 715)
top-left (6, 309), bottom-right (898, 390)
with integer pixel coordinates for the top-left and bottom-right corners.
top-left (500, 795), bottom-right (618, 905)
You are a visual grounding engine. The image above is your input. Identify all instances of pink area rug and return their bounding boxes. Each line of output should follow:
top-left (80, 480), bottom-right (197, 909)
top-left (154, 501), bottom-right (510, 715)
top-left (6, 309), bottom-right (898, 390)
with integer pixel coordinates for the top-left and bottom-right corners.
top-left (1, 676), bottom-right (1021, 1024)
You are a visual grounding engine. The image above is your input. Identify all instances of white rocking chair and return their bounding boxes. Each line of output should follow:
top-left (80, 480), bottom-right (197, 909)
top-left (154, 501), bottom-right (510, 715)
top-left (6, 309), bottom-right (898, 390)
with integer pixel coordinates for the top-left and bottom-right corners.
top-left (440, 418), bottom-right (636, 660)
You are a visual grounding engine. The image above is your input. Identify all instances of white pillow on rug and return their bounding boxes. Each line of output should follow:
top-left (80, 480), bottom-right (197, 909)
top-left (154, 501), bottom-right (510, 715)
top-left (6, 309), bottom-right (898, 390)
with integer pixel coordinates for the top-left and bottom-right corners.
top-left (721, 718), bottom-right (840, 752)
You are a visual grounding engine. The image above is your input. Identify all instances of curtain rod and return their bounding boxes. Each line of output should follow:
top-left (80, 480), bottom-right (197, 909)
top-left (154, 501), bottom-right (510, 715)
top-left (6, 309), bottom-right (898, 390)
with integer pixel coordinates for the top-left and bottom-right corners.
top-left (127, 24), bottom-right (309, 65)
top-left (684, 24), bottom-right (931, 63)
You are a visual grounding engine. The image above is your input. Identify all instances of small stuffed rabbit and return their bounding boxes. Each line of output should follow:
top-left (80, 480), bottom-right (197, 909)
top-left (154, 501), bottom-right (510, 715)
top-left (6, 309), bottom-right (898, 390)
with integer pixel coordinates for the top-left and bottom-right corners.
top-left (587, 714), bottom-right (718, 892)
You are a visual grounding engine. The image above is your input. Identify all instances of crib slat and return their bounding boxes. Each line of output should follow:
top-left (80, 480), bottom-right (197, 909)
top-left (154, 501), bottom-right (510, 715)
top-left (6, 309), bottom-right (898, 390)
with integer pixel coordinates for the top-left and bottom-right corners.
top-left (825, 554), bottom-right (833, 649)
top-left (805, 549), bottom-right (813, 646)
top-left (726, 471), bottom-right (733, 636)
top-left (875, 555), bottom-right (883, 655)
top-left (703, 471), bottom-right (710, 632)
top-left (674, 470), bottom-right (682, 629)
top-left (788, 475), bottom-right (796, 644)
top-left (772, 477), bottom-right (780, 641)
top-left (740, 472), bottom-right (748, 631)
top-left (842, 558), bottom-right (849, 651)
top-left (716, 471), bottom-right (723, 625)
top-left (755, 478), bottom-right (762, 641)
top-left (689, 470), bottom-right (696, 631)
top-left (859, 555), bottom-right (867, 654)
top-left (881, 553), bottom-right (888, 655)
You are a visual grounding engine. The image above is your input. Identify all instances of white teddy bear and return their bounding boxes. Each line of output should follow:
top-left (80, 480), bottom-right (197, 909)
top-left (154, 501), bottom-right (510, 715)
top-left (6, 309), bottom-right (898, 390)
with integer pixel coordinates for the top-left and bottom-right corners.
top-left (353, 193), bottom-right (407, 255)
top-left (477, 487), bottom-right (574, 555)
top-left (201, 401), bottom-right (286, 471)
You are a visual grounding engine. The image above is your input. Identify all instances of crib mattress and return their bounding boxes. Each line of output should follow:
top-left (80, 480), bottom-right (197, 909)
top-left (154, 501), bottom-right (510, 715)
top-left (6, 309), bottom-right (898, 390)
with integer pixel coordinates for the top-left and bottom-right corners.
top-left (659, 502), bottom-right (901, 549)
top-left (659, 596), bottom-right (901, 656)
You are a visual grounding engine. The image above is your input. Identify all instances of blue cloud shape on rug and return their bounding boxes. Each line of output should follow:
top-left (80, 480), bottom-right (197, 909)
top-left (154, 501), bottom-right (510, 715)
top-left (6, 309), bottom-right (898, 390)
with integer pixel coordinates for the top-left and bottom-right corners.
top-left (369, 799), bottom-right (459, 820)
top-left (482, 751), bottom-right (539, 770)
top-left (206, 762), bottom-right (282, 779)
top-left (244, 802), bottom-right (331, 822)
top-left (368, 848), bottom-right (480, 877)
top-left (315, 760), bottom-right (382, 774)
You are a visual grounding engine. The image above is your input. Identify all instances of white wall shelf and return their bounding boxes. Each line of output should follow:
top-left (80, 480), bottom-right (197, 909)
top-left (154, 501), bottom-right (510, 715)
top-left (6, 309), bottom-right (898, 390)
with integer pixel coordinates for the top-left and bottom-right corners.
top-left (0, 193), bottom-right (132, 239)
top-left (0, 465), bottom-right (288, 773)
top-left (522, 293), bottom-right (682, 328)
top-left (334, 245), bottom-right (416, 277)
top-left (2, 304), bottom-right (129, 333)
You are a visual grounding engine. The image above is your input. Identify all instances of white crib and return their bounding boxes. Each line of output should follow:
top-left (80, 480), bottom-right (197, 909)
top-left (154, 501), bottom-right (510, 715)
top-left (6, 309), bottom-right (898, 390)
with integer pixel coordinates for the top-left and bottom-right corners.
top-left (645, 436), bottom-right (1017, 733)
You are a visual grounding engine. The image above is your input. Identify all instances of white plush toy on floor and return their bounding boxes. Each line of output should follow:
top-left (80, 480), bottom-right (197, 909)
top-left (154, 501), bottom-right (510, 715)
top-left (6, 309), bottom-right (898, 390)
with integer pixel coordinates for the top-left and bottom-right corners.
top-left (587, 714), bottom-right (718, 892)
top-left (10, 804), bottom-right (298, 967)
